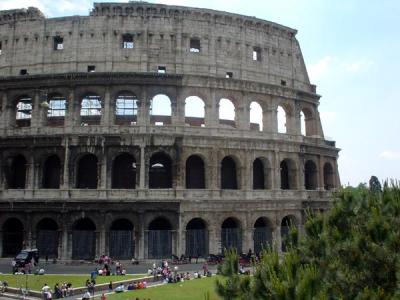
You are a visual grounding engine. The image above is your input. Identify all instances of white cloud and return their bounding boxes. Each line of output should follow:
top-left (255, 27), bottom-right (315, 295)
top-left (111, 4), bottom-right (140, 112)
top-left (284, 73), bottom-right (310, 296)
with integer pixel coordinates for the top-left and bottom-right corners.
top-left (379, 150), bottom-right (400, 160)
top-left (342, 59), bottom-right (374, 73)
top-left (307, 56), bottom-right (332, 81)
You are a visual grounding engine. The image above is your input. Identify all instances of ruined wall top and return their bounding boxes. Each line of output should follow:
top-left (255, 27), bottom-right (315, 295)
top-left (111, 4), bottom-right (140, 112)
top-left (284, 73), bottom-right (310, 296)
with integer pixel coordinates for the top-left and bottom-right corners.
top-left (0, 7), bottom-right (45, 25)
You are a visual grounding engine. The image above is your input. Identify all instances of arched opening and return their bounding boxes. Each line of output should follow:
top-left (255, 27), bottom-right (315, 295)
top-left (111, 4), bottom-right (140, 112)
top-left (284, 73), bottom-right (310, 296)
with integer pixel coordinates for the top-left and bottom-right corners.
top-left (219, 98), bottom-right (235, 128)
top-left (16, 96), bottom-right (32, 127)
top-left (253, 158), bottom-right (265, 189)
top-left (149, 152), bottom-right (172, 189)
top-left (253, 217), bottom-right (272, 254)
top-left (324, 162), bottom-right (334, 190)
top-left (250, 101), bottom-right (263, 131)
top-left (80, 94), bottom-right (102, 125)
top-left (115, 93), bottom-right (138, 125)
top-left (112, 153), bottom-right (136, 189)
top-left (300, 111), bottom-right (306, 136)
top-left (280, 159), bottom-right (297, 190)
top-left (277, 105), bottom-right (287, 133)
top-left (42, 155), bottom-right (61, 189)
top-left (221, 156), bottom-right (238, 189)
top-left (304, 160), bottom-right (318, 190)
top-left (185, 96), bottom-right (205, 127)
top-left (47, 94), bottom-right (66, 127)
top-left (76, 154), bottom-right (98, 189)
top-left (185, 218), bottom-right (208, 257)
top-left (221, 218), bottom-right (241, 253)
top-left (7, 155), bottom-right (27, 189)
top-left (2, 218), bottom-right (24, 257)
top-left (109, 219), bottom-right (134, 259)
top-left (36, 218), bottom-right (59, 258)
top-left (150, 94), bottom-right (171, 126)
top-left (281, 215), bottom-right (297, 252)
top-left (72, 218), bottom-right (96, 260)
top-left (185, 155), bottom-right (205, 189)
top-left (148, 217), bottom-right (172, 259)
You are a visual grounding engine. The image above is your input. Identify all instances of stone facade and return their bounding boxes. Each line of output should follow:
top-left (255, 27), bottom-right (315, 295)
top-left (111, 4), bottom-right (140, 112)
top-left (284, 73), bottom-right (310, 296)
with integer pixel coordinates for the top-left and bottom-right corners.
top-left (0, 2), bottom-right (339, 260)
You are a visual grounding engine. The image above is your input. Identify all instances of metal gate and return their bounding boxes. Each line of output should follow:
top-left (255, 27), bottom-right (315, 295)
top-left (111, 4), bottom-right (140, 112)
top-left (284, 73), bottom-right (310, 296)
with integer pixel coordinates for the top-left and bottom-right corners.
top-left (253, 227), bottom-right (272, 254)
top-left (37, 230), bottom-right (58, 258)
top-left (109, 230), bottom-right (133, 259)
top-left (221, 228), bottom-right (241, 253)
top-left (72, 230), bottom-right (95, 260)
top-left (148, 230), bottom-right (171, 259)
top-left (185, 229), bottom-right (208, 257)
top-left (2, 232), bottom-right (23, 257)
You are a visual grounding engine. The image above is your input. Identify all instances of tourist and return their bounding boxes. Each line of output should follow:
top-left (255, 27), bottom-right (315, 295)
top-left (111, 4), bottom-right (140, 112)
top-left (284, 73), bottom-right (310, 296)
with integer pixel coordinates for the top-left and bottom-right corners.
top-left (108, 281), bottom-right (113, 291)
top-left (42, 283), bottom-right (50, 300)
top-left (82, 291), bottom-right (91, 300)
top-left (114, 283), bottom-right (124, 293)
top-left (202, 262), bottom-right (208, 276)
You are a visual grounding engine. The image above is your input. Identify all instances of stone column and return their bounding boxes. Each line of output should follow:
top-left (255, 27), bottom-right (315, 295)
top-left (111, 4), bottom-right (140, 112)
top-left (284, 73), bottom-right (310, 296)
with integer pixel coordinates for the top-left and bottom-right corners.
top-left (238, 100), bottom-right (250, 130)
top-left (139, 145), bottom-right (146, 189)
top-left (298, 156), bottom-right (305, 190)
top-left (205, 89), bottom-right (217, 127)
top-left (273, 225), bottom-right (282, 254)
top-left (60, 223), bottom-right (69, 260)
top-left (273, 151), bottom-right (280, 189)
top-left (101, 87), bottom-right (111, 127)
top-left (242, 226), bottom-right (253, 253)
top-left (62, 137), bottom-right (70, 189)
top-left (64, 88), bottom-right (75, 130)
top-left (99, 155), bottom-right (107, 189)
top-left (318, 156), bottom-right (324, 190)
top-left (30, 91), bottom-right (40, 128)
top-left (0, 93), bottom-right (7, 129)
top-left (26, 156), bottom-right (35, 189)
top-left (208, 226), bottom-right (219, 254)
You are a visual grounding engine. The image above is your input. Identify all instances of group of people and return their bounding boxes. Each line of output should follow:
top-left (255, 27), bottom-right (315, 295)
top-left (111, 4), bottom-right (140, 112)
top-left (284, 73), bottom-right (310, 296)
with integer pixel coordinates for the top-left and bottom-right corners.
top-left (94, 256), bottom-right (127, 276)
top-left (42, 282), bottom-right (73, 300)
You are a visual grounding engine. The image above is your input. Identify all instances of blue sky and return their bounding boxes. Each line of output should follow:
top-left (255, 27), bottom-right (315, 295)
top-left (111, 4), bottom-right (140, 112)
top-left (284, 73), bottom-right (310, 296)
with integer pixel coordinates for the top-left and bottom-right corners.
top-left (1, 0), bottom-right (399, 186)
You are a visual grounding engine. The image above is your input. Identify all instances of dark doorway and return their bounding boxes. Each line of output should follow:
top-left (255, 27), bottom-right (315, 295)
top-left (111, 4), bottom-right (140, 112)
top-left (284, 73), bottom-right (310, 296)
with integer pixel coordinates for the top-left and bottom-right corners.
top-left (280, 160), bottom-right (289, 189)
top-left (185, 155), bottom-right (205, 189)
top-left (148, 217), bottom-right (172, 259)
top-left (112, 153), bottom-right (136, 189)
top-left (221, 157), bottom-right (237, 189)
top-left (304, 160), bottom-right (317, 190)
top-left (42, 155), bottom-right (61, 189)
top-left (72, 218), bottom-right (96, 260)
top-left (281, 216), bottom-right (296, 252)
top-left (109, 219), bottom-right (134, 259)
top-left (2, 218), bottom-right (24, 257)
top-left (253, 158), bottom-right (265, 189)
top-left (185, 218), bottom-right (208, 257)
top-left (149, 153), bottom-right (172, 188)
top-left (76, 154), bottom-right (98, 189)
top-left (221, 218), bottom-right (241, 253)
top-left (36, 218), bottom-right (59, 258)
top-left (8, 155), bottom-right (27, 189)
top-left (253, 218), bottom-right (272, 254)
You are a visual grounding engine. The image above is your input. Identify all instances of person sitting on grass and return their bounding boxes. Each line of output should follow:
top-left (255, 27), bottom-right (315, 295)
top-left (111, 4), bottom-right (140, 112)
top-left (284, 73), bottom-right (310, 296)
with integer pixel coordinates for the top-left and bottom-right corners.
top-left (114, 283), bottom-right (124, 293)
top-left (127, 283), bottom-right (134, 291)
top-left (82, 291), bottom-right (91, 300)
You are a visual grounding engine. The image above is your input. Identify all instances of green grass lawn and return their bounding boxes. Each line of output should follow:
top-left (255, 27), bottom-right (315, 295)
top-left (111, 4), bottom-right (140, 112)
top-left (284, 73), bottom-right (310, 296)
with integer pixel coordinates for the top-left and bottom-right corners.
top-left (0, 274), bottom-right (146, 291)
top-left (105, 276), bottom-right (222, 300)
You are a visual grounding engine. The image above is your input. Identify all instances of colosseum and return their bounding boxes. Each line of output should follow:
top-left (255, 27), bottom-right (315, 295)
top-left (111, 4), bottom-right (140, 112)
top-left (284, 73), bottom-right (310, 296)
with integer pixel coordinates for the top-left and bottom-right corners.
top-left (0, 2), bottom-right (339, 261)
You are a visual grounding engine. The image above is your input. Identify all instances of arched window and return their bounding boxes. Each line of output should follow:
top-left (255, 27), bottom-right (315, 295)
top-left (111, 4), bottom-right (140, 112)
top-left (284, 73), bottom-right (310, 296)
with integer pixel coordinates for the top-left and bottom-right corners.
top-left (7, 155), bottom-right (27, 189)
top-left (115, 93), bottom-right (138, 125)
top-left (304, 160), bottom-right (318, 190)
top-left (2, 218), bottom-right (24, 257)
top-left (72, 218), bottom-right (96, 260)
top-left (324, 162), bottom-right (334, 190)
top-left (280, 159), bottom-right (297, 190)
top-left (186, 218), bottom-right (208, 257)
top-left (148, 217), bottom-right (172, 258)
top-left (110, 219), bottom-right (134, 259)
top-left (36, 218), bottom-right (59, 258)
top-left (76, 154), bottom-right (98, 189)
top-left (112, 153), bottom-right (136, 189)
top-left (47, 95), bottom-right (66, 126)
top-left (254, 217), bottom-right (273, 254)
top-left (221, 217), bottom-right (241, 253)
top-left (42, 155), bottom-right (61, 189)
top-left (219, 98), bottom-right (235, 128)
top-left (250, 101), bottom-right (263, 131)
top-left (300, 111), bottom-right (306, 135)
top-left (253, 158), bottom-right (265, 189)
top-left (150, 94), bottom-right (171, 126)
top-left (16, 96), bottom-right (32, 127)
top-left (221, 156), bottom-right (238, 189)
top-left (281, 215), bottom-right (297, 252)
top-left (185, 155), bottom-right (205, 189)
top-left (80, 95), bottom-right (101, 125)
top-left (185, 96), bottom-right (205, 127)
top-left (149, 152), bottom-right (172, 188)
top-left (277, 105), bottom-right (287, 133)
